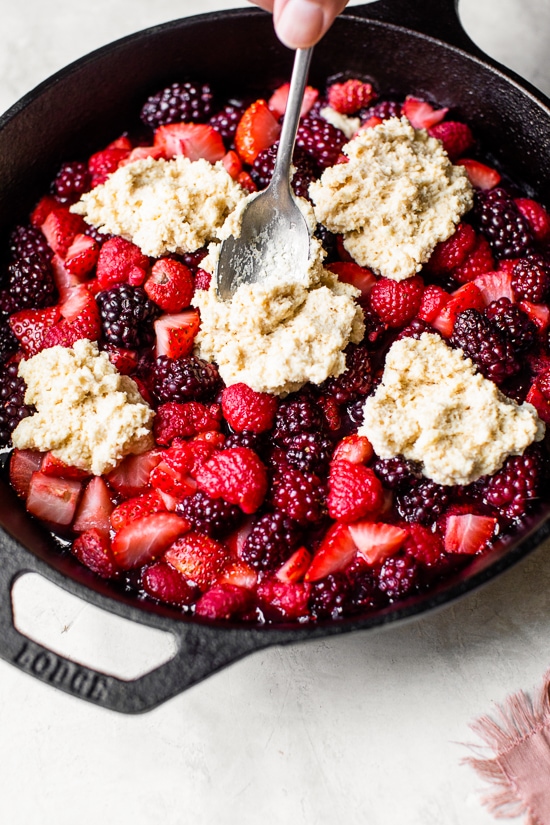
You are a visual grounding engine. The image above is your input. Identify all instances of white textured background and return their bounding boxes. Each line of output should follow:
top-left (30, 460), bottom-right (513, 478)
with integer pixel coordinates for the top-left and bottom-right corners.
top-left (1, 2), bottom-right (550, 824)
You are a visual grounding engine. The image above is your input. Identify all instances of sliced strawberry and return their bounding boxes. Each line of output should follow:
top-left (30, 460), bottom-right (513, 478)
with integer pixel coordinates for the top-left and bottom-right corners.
top-left (234, 100), bottom-right (281, 164)
top-left (431, 282), bottom-right (485, 337)
top-left (154, 309), bottom-right (200, 359)
top-left (518, 300), bottom-right (550, 332)
top-left (304, 522), bottom-right (357, 582)
top-left (107, 135), bottom-right (132, 151)
top-left (9, 449), bottom-right (43, 499)
top-left (41, 452), bottom-right (89, 479)
top-left (103, 344), bottom-right (139, 375)
top-left (331, 434), bottom-right (373, 465)
top-left (88, 146), bottom-right (131, 186)
top-left (40, 207), bottom-right (86, 258)
top-left (226, 516), bottom-right (255, 558)
top-left (30, 195), bottom-right (59, 227)
top-left (64, 233), bottom-right (99, 278)
top-left (145, 259), bottom-right (194, 313)
top-left (73, 476), bottom-right (114, 535)
top-left (96, 236), bottom-right (150, 290)
top-left (120, 145), bottom-right (165, 165)
top-left (195, 584), bottom-right (254, 619)
top-left (42, 285), bottom-right (101, 348)
top-left (164, 532), bottom-right (229, 589)
top-left (8, 306), bottom-right (62, 357)
top-left (359, 115), bottom-right (383, 130)
top-left (222, 150), bottom-right (243, 180)
top-left (110, 489), bottom-right (167, 531)
top-left (154, 123), bottom-right (225, 163)
top-left (275, 546), bottom-right (312, 583)
top-left (236, 170), bottom-right (257, 193)
top-left (72, 528), bottom-right (119, 579)
top-left (142, 561), bottom-right (199, 606)
top-left (402, 96), bottom-right (448, 129)
top-left (474, 269), bottom-right (514, 305)
top-left (50, 253), bottom-right (81, 302)
top-left (348, 521), bottom-right (408, 565)
top-left (217, 559), bottom-right (258, 590)
top-left (444, 514), bottom-right (498, 554)
top-left (112, 512), bottom-right (190, 569)
top-left (525, 383), bottom-right (550, 424)
top-left (106, 449), bottom-right (163, 497)
top-left (26, 472), bottom-right (82, 526)
top-left (328, 261), bottom-right (377, 299)
top-left (150, 460), bottom-right (198, 499)
top-left (455, 158), bottom-right (501, 190)
top-left (268, 82), bottom-right (319, 118)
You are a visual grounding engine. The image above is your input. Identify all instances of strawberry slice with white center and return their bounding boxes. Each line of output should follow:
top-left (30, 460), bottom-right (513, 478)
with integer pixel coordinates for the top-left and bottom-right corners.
top-left (431, 281), bottom-right (485, 337)
top-left (42, 284), bottom-right (101, 348)
top-left (26, 472), bottom-right (82, 526)
top-left (474, 270), bottom-right (514, 305)
top-left (518, 300), bottom-right (550, 332)
top-left (64, 233), bottom-right (99, 279)
top-left (112, 512), bottom-right (190, 569)
top-left (110, 490), bottom-right (167, 532)
top-left (444, 514), bottom-right (498, 554)
top-left (304, 522), bottom-right (357, 582)
top-left (348, 521), bottom-right (408, 565)
top-left (40, 207), bottom-right (86, 258)
top-left (234, 99), bottom-right (281, 164)
top-left (275, 546), bottom-right (312, 583)
top-left (73, 477), bottom-right (114, 536)
top-left (8, 306), bottom-right (62, 356)
top-left (9, 449), bottom-right (43, 499)
top-left (41, 452), bottom-right (89, 479)
top-left (154, 123), bottom-right (225, 162)
top-left (106, 449), bottom-right (163, 498)
top-left (268, 82), bottom-right (319, 118)
top-left (402, 96), bottom-right (448, 129)
top-left (154, 309), bottom-right (200, 358)
top-left (456, 158), bottom-right (501, 190)
top-left (217, 559), bottom-right (258, 590)
top-left (50, 254), bottom-right (81, 302)
top-left (328, 261), bottom-right (377, 300)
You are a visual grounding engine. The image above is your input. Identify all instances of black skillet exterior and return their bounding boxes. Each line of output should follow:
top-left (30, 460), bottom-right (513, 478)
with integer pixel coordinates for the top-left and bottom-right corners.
top-left (1, 0), bottom-right (550, 713)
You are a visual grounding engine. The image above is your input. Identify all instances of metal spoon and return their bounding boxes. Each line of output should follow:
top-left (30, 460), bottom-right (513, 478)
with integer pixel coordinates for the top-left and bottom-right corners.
top-left (215, 47), bottom-right (314, 301)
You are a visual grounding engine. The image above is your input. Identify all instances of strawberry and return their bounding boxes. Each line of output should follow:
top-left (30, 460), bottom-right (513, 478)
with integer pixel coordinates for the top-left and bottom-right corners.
top-left (26, 472), bottom-right (82, 526)
top-left (194, 447), bottom-right (268, 514)
top-left (8, 306), bottom-right (61, 356)
top-left (331, 434), bottom-right (373, 465)
top-left (154, 123), bottom-right (225, 163)
top-left (150, 459), bottom-right (198, 499)
top-left (106, 449), bottom-right (163, 497)
top-left (112, 512), bottom-right (190, 569)
top-left (41, 452), bottom-right (89, 479)
top-left (164, 531), bottom-right (229, 589)
top-left (275, 546), bottom-right (312, 583)
top-left (120, 145), bottom-right (165, 165)
top-left (42, 285), bottom-right (101, 348)
top-left (40, 207), bottom-right (86, 258)
top-left (103, 344), bottom-right (139, 375)
top-left (222, 150), bottom-right (243, 180)
top-left (416, 284), bottom-right (449, 323)
top-left (431, 282), bottom-right (484, 336)
top-left (327, 79), bottom-right (375, 114)
top-left (217, 559), bottom-right (258, 590)
top-left (9, 449), bottom-right (43, 498)
top-left (30, 195), bottom-right (59, 227)
top-left (64, 233), bottom-right (99, 278)
top-left (225, 516), bottom-right (255, 558)
top-left (110, 489), bottom-right (167, 531)
top-left (72, 528), bottom-right (119, 579)
top-left (145, 257), bottom-right (194, 314)
top-left (455, 158), bottom-right (501, 190)
top-left (236, 171), bottom-right (257, 193)
top-left (304, 522), bottom-right (357, 581)
top-left (369, 275), bottom-right (424, 327)
top-left (359, 115), bottom-right (383, 130)
top-left (424, 223), bottom-right (477, 274)
top-left (444, 514), bottom-right (498, 554)
top-left (154, 309), bottom-right (200, 358)
top-left (428, 121), bottom-right (474, 160)
top-left (195, 584), bottom-right (254, 619)
top-left (515, 198), bottom-right (550, 244)
top-left (153, 401), bottom-right (222, 445)
top-left (348, 520), bottom-right (408, 565)
top-left (50, 254), bottom-right (81, 301)
top-left (525, 383), bottom-right (550, 424)
top-left (268, 82), bottom-right (319, 118)
top-left (402, 96), bottom-right (448, 129)
top-left (96, 236), bottom-right (149, 290)
top-left (88, 146), bottom-right (131, 186)
top-left (234, 100), bottom-right (281, 164)
top-left (518, 300), bottom-right (550, 332)
top-left (453, 235), bottom-right (495, 284)
top-left (256, 579), bottom-right (311, 620)
top-left (73, 476), bottom-right (114, 535)
top-left (327, 261), bottom-right (377, 299)
top-left (142, 561), bottom-right (199, 606)
top-left (221, 383), bottom-right (278, 433)
top-left (474, 269), bottom-right (514, 305)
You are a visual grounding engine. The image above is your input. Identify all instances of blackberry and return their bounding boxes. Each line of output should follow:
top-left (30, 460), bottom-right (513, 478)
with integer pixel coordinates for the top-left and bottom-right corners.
top-left (373, 456), bottom-right (421, 491)
top-left (223, 430), bottom-right (264, 453)
top-left (322, 343), bottom-right (373, 404)
top-left (153, 354), bottom-right (221, 404)
top-left (484, 447), bottom-right (542, 519)
top-left (309, 573), bottom-right (350, 619)
top-left (346, 564), bottom-right (387, 613)
top-left (284, 431), bottom-right (333, 475)
top-left (344, 398), bottom-right (367, 428)
top-left (451, 308), bottom-right (520, 384)
top-left (512, 254), bottom-right (550, 303)
top-left (314, 224), bottom-right (339, 263)
top-left (363, 99), bottom-right (402, 120)
top-left (273, 394), bottom-right (325, 443)
top-left (250, 142), bottom-right (320, 199)
top-left (396, 318), bottom-right (438, 341)
top-left (361, 305), bottom-right (388, 347)
top-left (296, 114), bottom-right (347, 168)
top-left (378, 555), bottom-right (419, 600)
top-left (176, 490), bottom-right (243, 539)
top-left (484, 297), bottom-right (537, 353)
top-left (7, 257), bottom-right (57, 310)
top-left (180, 248), bottom-right (208, 273)
top-left (475, 187), bottom-right (533, 259)
top-left (140, 81), bottom-right (214, 127)
top-left (9, 224), bottom-right (52, 265)
top-left (53, 161), bottom-right (91, 203)
top-left (241, 509), bottom-right (302, 571)
top-left (271, 467), bottom-right (326, 524)
top-left (0, 323), bottom-right (18, 365)
top-left (97, 284), bottom-right (158, 349)
top-left (209, 101), bottom-right (246, 142)
top-left (396, 478), bottom-right (451, 526)
top-left (0, 361), bottom-right (33, 445)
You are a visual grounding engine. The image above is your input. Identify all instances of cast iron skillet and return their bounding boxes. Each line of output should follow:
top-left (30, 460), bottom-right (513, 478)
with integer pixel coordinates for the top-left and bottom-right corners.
top-left (1, 0), bottom-right (550, 714)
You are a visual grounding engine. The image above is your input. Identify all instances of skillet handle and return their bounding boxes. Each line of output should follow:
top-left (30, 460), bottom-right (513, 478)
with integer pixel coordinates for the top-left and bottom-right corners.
top-left (348, 0), bottom-right (485, 56)
top-left (0, 533), bottom-right (268, 713)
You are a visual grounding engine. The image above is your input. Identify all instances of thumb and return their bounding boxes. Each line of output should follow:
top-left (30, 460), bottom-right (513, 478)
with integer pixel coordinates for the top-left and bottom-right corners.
top-left (274, 0), bottom-right (349, 49)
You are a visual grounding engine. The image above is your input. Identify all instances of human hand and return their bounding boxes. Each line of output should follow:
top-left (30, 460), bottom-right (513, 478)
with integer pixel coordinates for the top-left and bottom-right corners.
top-left (249, 0), bottom-right (350, 49)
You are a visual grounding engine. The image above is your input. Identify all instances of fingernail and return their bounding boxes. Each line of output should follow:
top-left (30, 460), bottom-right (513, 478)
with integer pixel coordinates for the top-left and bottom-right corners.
top-left (276, 0), bottom-right (325, 49)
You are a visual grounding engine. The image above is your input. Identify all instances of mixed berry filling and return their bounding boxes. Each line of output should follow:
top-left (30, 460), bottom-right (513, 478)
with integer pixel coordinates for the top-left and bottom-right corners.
top-left (1, 76), bottom-right (550, 625)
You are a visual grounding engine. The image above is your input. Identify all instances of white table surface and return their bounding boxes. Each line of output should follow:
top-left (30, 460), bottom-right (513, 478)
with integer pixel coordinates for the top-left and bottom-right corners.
top-left (2, 2), bottom-right (550, 823)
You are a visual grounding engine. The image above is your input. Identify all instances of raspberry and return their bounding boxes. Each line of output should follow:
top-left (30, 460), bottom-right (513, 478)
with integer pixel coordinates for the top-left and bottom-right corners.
top-left (322, 343), bottom-right (373, 404)
top-left (142, 561), bottom-right (199, 607)
top-left (373, 456), bottom-right (421, 490)
top-left (270, 466), bottom-right (326, 524)
top-left (515, 197), bottom-right (550, 244)
top-left (7, 257), bottom-right (57, 310)
top-left (452, 235), bottom-right (495, 284)
top-left (176, 490), bottom-right (243, 539)
top-left (208, 101), bottom-right (246, 142)
top-left (369, 275), bottom-right (424, 327)
top-left (484, 297), bottom-right (537, 354)
top-left (256, 578), bottom-right (311, 620)
top-left (425, 223), bottom-right (477, 273)
top-left (403, 523), bottom-right (445, 566)
top-left (221, 383), bottom-right (278, 433)
top-left (241, 509), bottom-right (302, 571)
top-left (327, 79), bottom-right (375, 115)
top-left (95, 236), bottom-right (150, 290)
top-left (53, 161), bottom-right (91, 203)
top-left (475, 188), bottom-right (533, 259)
top-left (484, 447), bottom-right (542, 519)
top-left (428, 121), bottom-right (474, 161)
top-left (396, 478), bottom-right (451, 526)
top-left (153, 354), bottom-right (221, 404)
top-left (153, 401), bottom-right (221, 445)
top-left (309, 572), bottom-right (351, 619)
top-left (273, 393), bottom-right (325, 443)
top-left (140, 81), bottom-right (214, 127)
top-left (327, 460), bottom-right (384, 522)
top-left (194, 447), bottom-right (268, 514)
top-left (363, 100), bottom-right (402, 120)
top-left (0, 361), bottom-right (33, 445)
top-left (195, 584), bottom-right (253, 620)
top-left (250, 142), bottom-right (319, 199)
top-left (378, 555), bottom-right (419, 599)
top-left (512, 254), bottom-right (550, 303)
top-left (296, 114), bottom-right (347, 168)
top-left (9, 224), bottom-right (52, 265)
top-left (285, 431), bottom-right (333, 475)
top-left (451, 308), bottom-right (520, 384)
top-left (97, 284), bottom-right (158, 348)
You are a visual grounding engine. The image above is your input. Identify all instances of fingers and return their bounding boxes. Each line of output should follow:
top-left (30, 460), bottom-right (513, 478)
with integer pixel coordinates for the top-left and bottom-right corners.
top-left (248, 0), bottom-right (350, 49)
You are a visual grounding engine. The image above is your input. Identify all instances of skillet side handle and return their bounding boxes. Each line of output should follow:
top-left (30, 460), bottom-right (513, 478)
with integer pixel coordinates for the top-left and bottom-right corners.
top-left (0, 535), bottom-right (268, 713)
top-left (348, 0), bottom-right (485, 56)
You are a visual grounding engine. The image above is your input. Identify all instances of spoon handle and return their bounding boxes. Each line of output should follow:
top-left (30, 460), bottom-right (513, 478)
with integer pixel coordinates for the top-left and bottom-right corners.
top-left (271, 46), bottom-right (314, 189)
